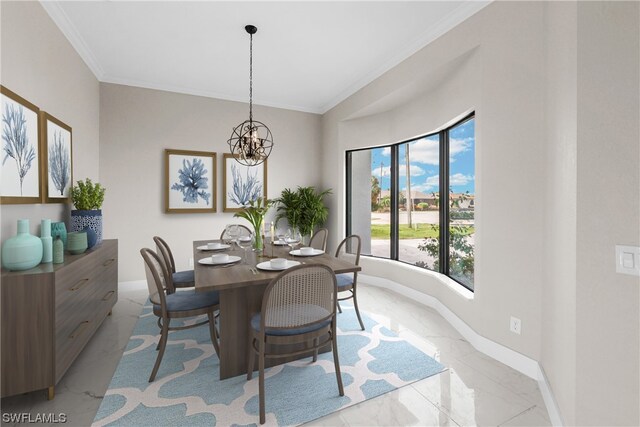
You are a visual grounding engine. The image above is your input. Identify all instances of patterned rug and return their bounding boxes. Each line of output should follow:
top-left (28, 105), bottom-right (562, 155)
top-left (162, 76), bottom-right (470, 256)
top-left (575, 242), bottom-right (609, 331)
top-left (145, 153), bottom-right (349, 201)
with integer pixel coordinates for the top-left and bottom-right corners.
top-left (92, 301), bottom-right (445, 426)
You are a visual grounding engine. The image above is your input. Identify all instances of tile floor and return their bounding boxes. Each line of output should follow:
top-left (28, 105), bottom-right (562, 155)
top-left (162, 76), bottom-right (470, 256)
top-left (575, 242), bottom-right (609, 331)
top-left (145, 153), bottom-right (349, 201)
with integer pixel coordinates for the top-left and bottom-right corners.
top-left (0, 282), bottom-right (551, 426)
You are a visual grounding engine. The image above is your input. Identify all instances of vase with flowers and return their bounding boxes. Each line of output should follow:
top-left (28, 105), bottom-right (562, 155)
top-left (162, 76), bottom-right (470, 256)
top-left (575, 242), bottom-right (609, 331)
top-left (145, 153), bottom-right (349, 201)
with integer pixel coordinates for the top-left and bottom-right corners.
top-left (234, 198), bottom-right (272, 252)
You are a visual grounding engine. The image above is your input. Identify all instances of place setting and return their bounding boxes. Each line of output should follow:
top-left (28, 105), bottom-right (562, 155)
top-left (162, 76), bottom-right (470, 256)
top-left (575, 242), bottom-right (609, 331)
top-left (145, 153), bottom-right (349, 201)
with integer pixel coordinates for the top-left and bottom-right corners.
top-left (289, 246), bottom-right (324, 257)
top-left (196, 241), bottom-right (232, 251)
top-left (198, 253), bottom-right (241, 267)
top-left (256, 257), bottom-right (300, 271)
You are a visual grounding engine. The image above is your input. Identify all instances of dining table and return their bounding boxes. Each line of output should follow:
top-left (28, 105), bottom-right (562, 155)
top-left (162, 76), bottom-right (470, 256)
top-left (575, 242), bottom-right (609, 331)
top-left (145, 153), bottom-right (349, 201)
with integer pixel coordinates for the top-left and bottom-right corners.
top-left (193, 239), bottom-right (361, 380)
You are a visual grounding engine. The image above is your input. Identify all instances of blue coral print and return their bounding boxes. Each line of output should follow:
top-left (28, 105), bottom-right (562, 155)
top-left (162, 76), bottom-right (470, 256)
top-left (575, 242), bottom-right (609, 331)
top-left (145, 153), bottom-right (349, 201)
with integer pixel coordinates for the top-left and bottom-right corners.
top-left (228, 164), bottom-right (262, 206)
top-left (171, 158), bottom-right (211, 204)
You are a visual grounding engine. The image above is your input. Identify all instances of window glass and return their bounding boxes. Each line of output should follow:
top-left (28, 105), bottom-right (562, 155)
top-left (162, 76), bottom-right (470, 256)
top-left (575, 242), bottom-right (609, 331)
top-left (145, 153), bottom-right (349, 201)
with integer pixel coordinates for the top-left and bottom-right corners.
top-left (398, 136), bottom-right (440, 270)
top-left (448, 118), bottom-right (475, 289)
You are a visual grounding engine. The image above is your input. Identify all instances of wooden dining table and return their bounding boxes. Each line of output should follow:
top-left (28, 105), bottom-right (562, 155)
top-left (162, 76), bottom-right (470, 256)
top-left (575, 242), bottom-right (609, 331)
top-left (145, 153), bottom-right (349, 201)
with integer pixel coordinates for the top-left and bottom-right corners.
top-left (193, 239), bottom-right (361, 380)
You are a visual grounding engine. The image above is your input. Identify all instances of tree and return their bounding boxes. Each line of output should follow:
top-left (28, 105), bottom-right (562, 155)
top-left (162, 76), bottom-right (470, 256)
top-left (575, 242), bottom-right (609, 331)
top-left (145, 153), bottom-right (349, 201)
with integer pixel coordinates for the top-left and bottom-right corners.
top-left (371, 176), bottom-right (381, 210)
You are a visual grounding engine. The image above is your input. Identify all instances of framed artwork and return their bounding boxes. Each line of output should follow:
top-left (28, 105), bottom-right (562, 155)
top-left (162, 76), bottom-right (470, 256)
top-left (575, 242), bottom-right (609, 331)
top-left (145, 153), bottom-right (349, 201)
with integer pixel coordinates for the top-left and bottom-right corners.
top-left (41, 112), bottom-right (72, 203)
top-left (223, 153), bottom-right (267, 212)
top-left (0, 86), bottom-right (42, 204)
top-left (165, 149), bottom-right (216, 213)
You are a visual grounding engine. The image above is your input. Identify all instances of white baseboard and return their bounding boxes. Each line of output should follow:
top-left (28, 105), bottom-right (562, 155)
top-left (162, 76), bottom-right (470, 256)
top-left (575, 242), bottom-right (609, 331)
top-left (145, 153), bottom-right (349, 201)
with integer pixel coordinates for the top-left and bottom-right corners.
top-left (360, 274), bottom-right (563, 426)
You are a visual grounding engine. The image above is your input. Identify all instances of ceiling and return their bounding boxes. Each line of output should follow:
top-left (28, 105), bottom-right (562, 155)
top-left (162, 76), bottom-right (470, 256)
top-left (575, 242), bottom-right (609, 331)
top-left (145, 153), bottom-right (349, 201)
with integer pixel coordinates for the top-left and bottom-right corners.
top-left (42, 1), bottom-right (489, 114)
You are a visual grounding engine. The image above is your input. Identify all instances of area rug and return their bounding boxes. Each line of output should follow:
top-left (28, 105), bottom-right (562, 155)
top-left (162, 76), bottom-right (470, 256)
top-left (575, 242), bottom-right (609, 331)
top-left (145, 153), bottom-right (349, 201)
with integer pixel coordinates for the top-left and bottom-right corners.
top-left (92, 301), bottom-right (445, 426)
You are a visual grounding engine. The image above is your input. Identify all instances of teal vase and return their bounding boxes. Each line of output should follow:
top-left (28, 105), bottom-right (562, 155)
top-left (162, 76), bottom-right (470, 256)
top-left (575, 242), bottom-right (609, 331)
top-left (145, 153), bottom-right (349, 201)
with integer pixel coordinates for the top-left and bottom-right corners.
top-left (2, 219), bottom-right (44, 271)
top-left (41, 219), bottom-right (52, 263)
top-left (51, 222), bottom-right (67, 249)
top-left (53, 236), bottom-right (64, 264)
top-left (67, 231), bottom-right (88, 255)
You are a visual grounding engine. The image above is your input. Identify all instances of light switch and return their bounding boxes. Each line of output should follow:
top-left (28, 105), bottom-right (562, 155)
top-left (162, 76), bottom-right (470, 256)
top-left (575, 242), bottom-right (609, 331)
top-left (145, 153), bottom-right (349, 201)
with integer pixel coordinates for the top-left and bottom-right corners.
top-left (616, 245), bottom-right (640, 276)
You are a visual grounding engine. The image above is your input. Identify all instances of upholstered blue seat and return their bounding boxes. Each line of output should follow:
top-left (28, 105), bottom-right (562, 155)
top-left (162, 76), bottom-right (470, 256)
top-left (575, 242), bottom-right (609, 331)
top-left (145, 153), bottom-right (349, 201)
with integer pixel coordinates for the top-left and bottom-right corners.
top-left (154, 290), bottom-right (220, 312)
top-left (336, 273), bottom-right (354, 290)
top-left (251, 304), bottom-right (332, 336)
top-left (172, 269), bottom-right (195, 286)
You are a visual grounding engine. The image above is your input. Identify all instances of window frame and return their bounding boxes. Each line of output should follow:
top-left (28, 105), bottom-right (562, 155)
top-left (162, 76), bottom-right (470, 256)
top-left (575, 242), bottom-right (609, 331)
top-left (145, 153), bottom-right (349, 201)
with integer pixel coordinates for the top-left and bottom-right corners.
top-left (346, 112), bottom-right (475, 291)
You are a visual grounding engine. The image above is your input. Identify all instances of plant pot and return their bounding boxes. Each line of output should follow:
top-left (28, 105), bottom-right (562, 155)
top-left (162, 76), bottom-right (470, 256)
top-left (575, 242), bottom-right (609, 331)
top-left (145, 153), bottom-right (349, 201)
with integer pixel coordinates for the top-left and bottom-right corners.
top-left (70, 209), bottom-right (102, 245)
top-left (1, 219), bottom-right (43, 271)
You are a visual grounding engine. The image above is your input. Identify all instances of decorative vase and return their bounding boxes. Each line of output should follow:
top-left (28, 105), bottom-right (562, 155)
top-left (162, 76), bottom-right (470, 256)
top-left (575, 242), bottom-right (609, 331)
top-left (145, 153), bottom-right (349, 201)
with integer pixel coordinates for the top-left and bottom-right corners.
top-left (83, 227), bottom-right (98, 249)
top-left (53, 236), bottom-right (64, 264)
top-left (252, 231), bottom-right (264, 252)
top-left (51, 221), bottom-right (67, 249)
top-left (40, 219), bottom-right (52, 263)
top-left (70, 210), bottom-right (102, 245)
top-left (1, 219), bottom-right (44, 271)
top-left (67, 231), bottom-right (88, 255)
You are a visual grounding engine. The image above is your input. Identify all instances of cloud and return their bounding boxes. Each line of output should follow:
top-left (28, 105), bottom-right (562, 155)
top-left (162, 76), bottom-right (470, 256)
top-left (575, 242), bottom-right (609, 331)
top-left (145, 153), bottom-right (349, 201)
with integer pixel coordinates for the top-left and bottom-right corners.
top-left (450, 173), bottom-right (474, 186)
top-left (404, 136), bottom-right (472, 165)
top-left (382, 147), bottom-right (391, 156)
top-left (372, 164), bottom-right (425, 177)
top-left (409, 175), bottom-right (440, 193)
top-left (450, 137), bottom-right (473, 162)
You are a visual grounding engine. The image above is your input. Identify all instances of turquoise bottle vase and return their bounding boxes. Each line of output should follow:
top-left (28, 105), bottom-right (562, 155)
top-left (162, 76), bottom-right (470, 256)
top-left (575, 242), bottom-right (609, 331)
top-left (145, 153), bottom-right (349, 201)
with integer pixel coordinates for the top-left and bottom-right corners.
top-left (41, 219), bottom-right (53, 263)
top-left (1, 219), bottom-right (44, 271)
top-left (53, 236), bottom-right (64, 264)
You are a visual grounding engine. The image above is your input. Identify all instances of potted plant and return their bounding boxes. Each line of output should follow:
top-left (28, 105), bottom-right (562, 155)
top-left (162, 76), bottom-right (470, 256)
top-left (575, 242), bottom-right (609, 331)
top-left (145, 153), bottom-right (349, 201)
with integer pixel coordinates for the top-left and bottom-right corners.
top-left (234, 198), bottom-right (272, 251)
top-left (70, 178), bottom-right (106, 245)
top-left (274, 186), bottom-right (331, 244)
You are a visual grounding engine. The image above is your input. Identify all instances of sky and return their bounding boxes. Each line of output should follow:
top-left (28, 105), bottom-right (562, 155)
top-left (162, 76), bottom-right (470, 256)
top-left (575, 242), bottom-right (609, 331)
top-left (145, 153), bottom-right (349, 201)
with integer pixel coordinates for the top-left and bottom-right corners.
top-left (371, 118), bottom-right (475, 195)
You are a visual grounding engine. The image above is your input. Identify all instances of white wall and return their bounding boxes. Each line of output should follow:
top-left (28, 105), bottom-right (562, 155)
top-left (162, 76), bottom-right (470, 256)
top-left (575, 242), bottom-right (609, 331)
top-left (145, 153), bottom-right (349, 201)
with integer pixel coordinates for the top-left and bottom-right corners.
top-left (0, 1), bottom-right (100, 241)
top-left (322, 1), bottom-right (640, 425)
top-left (99, 83), bottom-right (322, 281)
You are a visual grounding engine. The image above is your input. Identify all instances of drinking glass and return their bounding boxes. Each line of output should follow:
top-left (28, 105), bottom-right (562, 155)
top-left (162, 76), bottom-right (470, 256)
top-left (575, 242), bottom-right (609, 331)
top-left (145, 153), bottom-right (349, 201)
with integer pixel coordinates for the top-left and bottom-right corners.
top-left (237, 233), bottom-right (253, 264)
top-left (285, 228), bottom-right (301, 258)
top-left (226, 225), bottom-right (240, 249)
top-left (275, 228), bottom-right (287, 245)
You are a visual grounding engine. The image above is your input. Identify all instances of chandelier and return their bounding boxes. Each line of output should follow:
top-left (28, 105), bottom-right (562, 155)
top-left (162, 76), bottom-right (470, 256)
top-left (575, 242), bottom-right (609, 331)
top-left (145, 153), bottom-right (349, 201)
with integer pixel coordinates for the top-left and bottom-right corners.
top-left (227, 25), bottom-right (273, 167)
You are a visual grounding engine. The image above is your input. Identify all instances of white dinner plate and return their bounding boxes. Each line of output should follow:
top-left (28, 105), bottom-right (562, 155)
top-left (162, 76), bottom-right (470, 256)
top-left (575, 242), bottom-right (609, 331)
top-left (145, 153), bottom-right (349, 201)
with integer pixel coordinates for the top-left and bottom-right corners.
top-left (289, 249), bottom-right (324, 257)
top-left (256, 260), bottom-right (301, 271)
top-left (197, 244), bottom-right (231, 251)
top-left (272, 240), bottom-right (288, 246)
top-left (198, 255), bottom-right (241, 266)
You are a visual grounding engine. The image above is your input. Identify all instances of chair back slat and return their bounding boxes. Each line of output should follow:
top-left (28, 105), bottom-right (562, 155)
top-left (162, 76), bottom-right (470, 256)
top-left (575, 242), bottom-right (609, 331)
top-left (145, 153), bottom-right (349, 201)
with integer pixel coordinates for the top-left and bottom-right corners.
top-left (262, 264), bottom-right (336, 330)
top-left (309, 228), bottom-right (328, 252)
top-left (140, 248), bottom-right (169, 307)
top-left (335, 235), bottom-right (361, 265)
top-left (153, 236), bottom-right (176, 274)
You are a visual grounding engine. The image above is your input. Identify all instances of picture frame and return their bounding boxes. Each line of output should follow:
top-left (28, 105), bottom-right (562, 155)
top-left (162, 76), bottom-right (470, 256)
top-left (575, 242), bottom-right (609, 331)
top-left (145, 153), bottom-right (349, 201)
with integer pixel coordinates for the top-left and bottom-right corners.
top-left (222, 153), bottom-right (267, 212)
top-left (0, 86), bottom-right (42, 204)
top-left (41, 112), bottom-right (73, 203)
top-left (165, 149), bottom-right (216, 214)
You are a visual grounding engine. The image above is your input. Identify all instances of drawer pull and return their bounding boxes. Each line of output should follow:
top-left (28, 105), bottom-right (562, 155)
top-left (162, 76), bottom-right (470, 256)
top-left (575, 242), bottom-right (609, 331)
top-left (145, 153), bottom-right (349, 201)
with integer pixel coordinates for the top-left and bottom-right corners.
top-left (102, 290), bottom-right (115, 301)
top-left (69, 321), bottom-right (90, 340)
top-left (102, 258), bottom-right (115, 267)
top-left (69, 278), bottom-right (89, 291)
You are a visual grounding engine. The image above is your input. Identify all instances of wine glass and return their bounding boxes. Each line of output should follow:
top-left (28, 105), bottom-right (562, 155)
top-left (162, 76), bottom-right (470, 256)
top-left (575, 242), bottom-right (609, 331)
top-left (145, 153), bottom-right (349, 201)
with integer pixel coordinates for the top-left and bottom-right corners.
top-left (275, 228), bottom-right (287, 246)
top-left (285, 228), bottom-right (301, 258)
top-left (226, 225), bottom-right (240, 249)
top-left (237, 232), bottom-right (253, 264)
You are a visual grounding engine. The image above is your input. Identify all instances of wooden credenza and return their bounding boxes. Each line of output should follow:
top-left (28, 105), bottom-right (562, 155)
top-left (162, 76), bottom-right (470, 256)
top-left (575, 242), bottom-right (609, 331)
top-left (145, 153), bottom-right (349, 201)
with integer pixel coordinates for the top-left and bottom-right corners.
top-left (1, 239), bottom-right (118, 399)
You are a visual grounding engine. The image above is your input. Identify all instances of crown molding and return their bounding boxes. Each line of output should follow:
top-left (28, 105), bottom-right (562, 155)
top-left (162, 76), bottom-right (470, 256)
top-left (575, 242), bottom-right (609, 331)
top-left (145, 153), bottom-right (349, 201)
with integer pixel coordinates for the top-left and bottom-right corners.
top-left (40, 1), bottom-right (105, 80)
top-left (318, 1), bottom-right (491, 114)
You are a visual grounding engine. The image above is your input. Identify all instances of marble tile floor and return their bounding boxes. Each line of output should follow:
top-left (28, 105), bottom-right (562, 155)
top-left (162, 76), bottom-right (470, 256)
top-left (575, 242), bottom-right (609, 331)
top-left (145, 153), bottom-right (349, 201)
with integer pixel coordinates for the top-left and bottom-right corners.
top-left (0, 283), bottom-right (551, 427)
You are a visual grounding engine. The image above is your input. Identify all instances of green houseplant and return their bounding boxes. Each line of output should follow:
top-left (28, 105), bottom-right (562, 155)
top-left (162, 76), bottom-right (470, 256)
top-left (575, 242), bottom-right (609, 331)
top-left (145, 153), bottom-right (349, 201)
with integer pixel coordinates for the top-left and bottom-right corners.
top-left (274, 186), bottom-right (331, 243)
top-left (234, 198), bottom-right (273, 251)
top-left (70, 178), bottom-right (106, 246)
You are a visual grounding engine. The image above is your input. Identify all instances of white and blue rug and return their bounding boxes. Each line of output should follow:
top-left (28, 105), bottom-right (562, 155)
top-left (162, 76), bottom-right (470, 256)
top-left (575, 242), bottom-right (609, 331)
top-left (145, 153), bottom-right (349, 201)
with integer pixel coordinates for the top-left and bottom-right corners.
top-left (92, 301), bottom-right (445, 426)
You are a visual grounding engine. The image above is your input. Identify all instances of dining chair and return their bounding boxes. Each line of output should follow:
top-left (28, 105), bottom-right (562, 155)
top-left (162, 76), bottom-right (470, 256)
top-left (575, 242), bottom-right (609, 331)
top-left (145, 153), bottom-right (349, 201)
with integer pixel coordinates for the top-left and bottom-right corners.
top-left (308, 228), bottom-right (328, 252)
top-left (246, 264), bottom-right (344, 424)
top-left (335, 235), bottom-right (364, 330)
top-left (140, 248), bottom-right (220, 382)
top-left (153, 236), bottom-right (194, 289)
top-left (219, 224), bottom-right (252, 241)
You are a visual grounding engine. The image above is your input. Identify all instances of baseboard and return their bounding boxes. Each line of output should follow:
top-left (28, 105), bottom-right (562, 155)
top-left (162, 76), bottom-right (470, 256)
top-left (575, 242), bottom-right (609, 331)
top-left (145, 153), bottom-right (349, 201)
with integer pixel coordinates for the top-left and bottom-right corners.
top-left (360, 274), bottom-right (563, 426)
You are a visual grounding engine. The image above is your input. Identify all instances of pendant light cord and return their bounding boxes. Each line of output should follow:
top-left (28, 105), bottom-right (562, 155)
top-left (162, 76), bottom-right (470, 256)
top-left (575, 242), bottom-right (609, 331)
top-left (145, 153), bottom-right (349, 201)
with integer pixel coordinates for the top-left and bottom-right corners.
top-left (249, 32), bottom-right (253, 124)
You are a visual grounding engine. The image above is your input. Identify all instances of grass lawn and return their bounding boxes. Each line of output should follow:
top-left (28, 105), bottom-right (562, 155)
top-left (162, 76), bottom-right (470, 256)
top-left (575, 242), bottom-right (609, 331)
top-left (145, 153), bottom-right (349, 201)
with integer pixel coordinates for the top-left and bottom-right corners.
top-left (371, 223), bottom-right (474, 239)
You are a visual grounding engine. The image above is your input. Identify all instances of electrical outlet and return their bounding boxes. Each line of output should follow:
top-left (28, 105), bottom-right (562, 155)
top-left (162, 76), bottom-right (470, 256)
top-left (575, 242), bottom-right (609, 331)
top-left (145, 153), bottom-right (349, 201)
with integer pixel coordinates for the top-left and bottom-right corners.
top-left (189, 257), bottom-right (194, 268)
top-left (510, 316), bottom-right (521, 335)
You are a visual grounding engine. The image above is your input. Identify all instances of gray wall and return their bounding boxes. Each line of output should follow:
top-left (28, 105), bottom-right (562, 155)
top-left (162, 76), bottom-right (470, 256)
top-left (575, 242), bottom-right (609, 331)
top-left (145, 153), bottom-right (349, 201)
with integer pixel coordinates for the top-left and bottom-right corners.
top-left (322, 2), bottom-right (639, 425)
top-left (99, 83), bottom-right (322, 281)
top-left (0, 1), bottom-right (100, 240)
